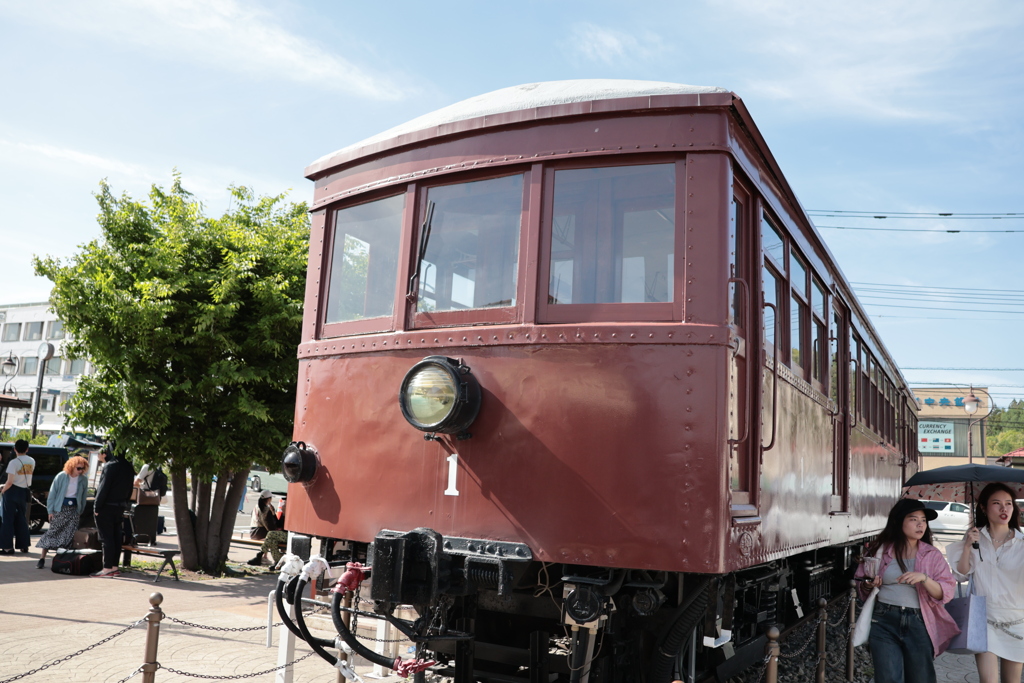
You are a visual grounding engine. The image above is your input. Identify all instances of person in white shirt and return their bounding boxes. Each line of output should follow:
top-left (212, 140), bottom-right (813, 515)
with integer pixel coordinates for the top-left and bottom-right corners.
top-left (0, 439), bottom-right (36, 554)
top-left (947, 482), bottom-right (1024, 683)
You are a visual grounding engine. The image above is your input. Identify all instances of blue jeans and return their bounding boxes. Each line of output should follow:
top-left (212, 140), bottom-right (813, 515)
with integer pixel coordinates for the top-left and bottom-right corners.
top-left (869, 602), bottom-right (936, 683)
top-left (0, 485), bottom-right (31, 551)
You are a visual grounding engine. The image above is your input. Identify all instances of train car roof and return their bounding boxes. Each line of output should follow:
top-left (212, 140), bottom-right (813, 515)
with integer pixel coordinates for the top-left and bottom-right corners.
top-left (306, 79), bottom-right (730, 177)
top-left (305, 79), bottom-right (912, 395)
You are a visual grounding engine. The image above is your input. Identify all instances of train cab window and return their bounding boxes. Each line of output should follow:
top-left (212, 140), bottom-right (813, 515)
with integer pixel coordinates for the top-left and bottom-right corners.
top-left (415, 174), bottom-right (523, 319)
top-left (323, 194), bottom-right (405, 334)
top-left (547, 164), bottom-right (674, 306)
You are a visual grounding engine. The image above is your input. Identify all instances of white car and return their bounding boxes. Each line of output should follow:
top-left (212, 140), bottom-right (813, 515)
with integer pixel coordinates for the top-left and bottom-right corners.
top-left (920, 501), bottom-right (971, 534)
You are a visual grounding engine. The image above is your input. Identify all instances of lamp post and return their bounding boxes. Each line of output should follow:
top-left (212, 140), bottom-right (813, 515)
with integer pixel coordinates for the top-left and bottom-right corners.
top-left (963, 388), bottom-right (984, 465)
top-left (31, 342), bottom-right (54, 439)
top-left (1, 351), bottom-right (19, 433)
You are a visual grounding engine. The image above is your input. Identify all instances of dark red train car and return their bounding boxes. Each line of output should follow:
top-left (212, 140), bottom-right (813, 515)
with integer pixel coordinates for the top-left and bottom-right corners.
top-left (280, 80), bottom-right (919, 683)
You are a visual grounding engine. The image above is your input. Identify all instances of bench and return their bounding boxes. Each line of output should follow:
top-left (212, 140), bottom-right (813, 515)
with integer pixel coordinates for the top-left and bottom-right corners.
top-left (230, 533), bottom-right (286, 551)
top-left (121, 545), bottom-right (180, 583)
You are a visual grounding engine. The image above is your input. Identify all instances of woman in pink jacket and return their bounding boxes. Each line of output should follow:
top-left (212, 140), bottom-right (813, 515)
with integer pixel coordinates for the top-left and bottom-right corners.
top-left (854, 498), bottom-right (959, 683)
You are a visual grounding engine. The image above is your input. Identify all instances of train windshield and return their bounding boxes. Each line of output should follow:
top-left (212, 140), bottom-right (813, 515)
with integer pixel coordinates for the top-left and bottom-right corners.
top-left (416, 174), bottom-right (523, 313)
top-left (548, 164), bottom-right (675, 305)
top-left (324, 194), bottom-right (405, 324)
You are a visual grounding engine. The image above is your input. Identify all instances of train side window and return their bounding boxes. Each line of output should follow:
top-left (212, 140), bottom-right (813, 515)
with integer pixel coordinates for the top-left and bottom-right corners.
top-left (850, 337), bottom-right (859, 421)
top-left (323, 193), bottom-right (405, 331)
top-left (789, 252), bottom-right (809, 376)
top-left (812, 279), bottom-right (827, 386)
top-left (761, 216), bottom-right (785, 270)
top-left (729, 194), bottom-right (748, 328)
top-left (762, 265), bottom-right (781, 351)
top-left (416, 174), bottom-right (524, 315)
top-left (547, 164), bottom-right (674, 306)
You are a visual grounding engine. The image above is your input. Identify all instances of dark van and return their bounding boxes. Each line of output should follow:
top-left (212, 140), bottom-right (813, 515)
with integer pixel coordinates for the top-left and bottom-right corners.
top-left (0, 444), bottom-right (70, 533)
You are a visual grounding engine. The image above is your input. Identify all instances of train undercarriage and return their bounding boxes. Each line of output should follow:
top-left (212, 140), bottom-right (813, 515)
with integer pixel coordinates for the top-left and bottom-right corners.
top-left (275, 528), bottom-right (863, 683)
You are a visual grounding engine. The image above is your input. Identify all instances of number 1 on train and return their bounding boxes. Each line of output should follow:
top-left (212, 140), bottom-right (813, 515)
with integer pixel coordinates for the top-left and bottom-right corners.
top-left (444, 453), bottom-right (459, 496)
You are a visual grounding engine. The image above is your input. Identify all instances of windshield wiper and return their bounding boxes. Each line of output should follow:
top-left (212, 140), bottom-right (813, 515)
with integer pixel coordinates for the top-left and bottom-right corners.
top-left (406, 201), bottom-right (435, 303)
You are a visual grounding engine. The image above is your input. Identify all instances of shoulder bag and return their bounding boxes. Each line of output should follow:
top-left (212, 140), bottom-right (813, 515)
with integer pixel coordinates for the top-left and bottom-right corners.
top-left (946, 576), bottom-right (988, 654)
top-left (853, 546), bottom-right (884, 647)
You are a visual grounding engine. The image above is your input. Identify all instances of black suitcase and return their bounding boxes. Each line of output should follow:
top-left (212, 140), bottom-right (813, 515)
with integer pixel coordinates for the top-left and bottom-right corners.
top-left (51, 549), bottom-right (104, 576)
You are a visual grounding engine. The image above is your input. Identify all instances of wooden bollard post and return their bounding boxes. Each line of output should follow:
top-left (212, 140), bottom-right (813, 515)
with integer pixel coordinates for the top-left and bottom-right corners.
top-left (816, 598), bottom-right (827, 683)
top-left (764, 626), bottom-right (780, 683)
top-left (847, 580), bottom-right (856, 682)
top-left (142, 592), bottom-right (164, 683)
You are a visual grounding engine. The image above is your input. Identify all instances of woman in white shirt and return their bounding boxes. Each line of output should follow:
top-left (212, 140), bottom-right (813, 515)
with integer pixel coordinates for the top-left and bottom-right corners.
top-left (35, 456), bottom-right (90, 569)
top-left (947, 482), bottom-right (1024, 683)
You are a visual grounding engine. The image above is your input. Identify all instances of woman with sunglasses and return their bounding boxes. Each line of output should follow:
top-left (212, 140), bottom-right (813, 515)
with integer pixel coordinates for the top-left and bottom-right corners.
top-left (35, 456), bottom-right (90, 569)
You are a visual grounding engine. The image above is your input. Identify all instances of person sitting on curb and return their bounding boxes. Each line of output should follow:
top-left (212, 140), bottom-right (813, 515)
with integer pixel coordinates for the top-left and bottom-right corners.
top-left (247, 489), bottom-right (286, 567)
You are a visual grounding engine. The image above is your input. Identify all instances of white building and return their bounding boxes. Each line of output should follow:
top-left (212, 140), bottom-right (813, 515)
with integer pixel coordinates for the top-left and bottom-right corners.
top-left (0, 301), bottom-right (90, 436)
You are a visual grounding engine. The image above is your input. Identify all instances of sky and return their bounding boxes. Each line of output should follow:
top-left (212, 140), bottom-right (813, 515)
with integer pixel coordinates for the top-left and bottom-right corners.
top-left (2, 0), bottom-right (1023, 406)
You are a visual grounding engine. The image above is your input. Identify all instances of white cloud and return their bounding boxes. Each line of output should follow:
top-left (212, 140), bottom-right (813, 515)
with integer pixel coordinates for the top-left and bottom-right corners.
top-left (569, 22), bottom-right (668, 65)
top-left (712, 0), bottom-right (1024, 120)
top-left (0, 0), bottom-right (409, 100)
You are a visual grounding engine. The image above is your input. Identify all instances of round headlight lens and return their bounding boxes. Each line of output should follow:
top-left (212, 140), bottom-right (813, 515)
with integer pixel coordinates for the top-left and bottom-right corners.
top-left (399, 356), bottom-right (482, 435)
top-left (404, 366), bottom-right (458, 426)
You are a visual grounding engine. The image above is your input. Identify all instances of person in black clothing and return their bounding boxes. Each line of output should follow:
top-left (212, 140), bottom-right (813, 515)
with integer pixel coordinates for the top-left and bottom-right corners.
top-left (92, 443), bottom-right (136, 577)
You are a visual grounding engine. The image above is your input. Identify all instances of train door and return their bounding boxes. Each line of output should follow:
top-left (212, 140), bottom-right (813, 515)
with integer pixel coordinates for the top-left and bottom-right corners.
top-left (829, 301), bottom-right (850, 511)
top-left (728, 186), bottom-right (753, 509)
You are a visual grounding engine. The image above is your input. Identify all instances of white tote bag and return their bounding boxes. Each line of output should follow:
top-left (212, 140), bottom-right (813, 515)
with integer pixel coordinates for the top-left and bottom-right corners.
top-left (853, 546), bottom-right (885, 647)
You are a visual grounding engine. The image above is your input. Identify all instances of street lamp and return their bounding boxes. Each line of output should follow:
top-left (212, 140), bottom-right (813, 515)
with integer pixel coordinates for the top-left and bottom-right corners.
top-left (964, 387), bottom-right (984, 465)
top-left (2, 351), bottom-right (18, 394)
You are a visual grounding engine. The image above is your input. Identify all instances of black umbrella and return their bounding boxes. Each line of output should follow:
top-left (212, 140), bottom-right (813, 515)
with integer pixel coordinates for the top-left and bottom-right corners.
top-left (903, 464), bottom-right (1024, 559)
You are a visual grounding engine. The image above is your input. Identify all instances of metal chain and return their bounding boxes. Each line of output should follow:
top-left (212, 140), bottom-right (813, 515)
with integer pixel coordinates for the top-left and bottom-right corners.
top-left (778, 626), bottom-right (819, 663)
top-left (155, 651), bottom-right (316, 680)
top-left (752, 652), bottom-right (773, 683)
top-left (165, 615), bottom-right (283, 632)
top-left (113, 665), bottom-right (145, 683)
top-left (344, 591), bottom-right (409, 644)
top-left (0, 617), bottom-right (147, 683)
top-left (827, 594), bottom-right (854, 628)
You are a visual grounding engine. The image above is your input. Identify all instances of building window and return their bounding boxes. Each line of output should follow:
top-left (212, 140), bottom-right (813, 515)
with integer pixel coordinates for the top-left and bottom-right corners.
top-left (47, 320), bottom-right (65, 340)
top-left (44, 357), bottom-right (61, 375)
top-left (68, 358), bottom-right (87, 375)
top-left (21, 357), bottom-right (37, 375)
top-left (2, 323), bottom-right (21, 342)
top-left (24, 321), bottom-right (43, 341)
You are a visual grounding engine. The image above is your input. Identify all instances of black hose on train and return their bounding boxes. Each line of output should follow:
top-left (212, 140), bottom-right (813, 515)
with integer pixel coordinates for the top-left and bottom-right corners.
top-left (292, 574), bottom-right (344, 665)
top-left (649, 577), bottom-right (712, 683)
top-left (331, 589), bottom-right (399, 669)
top-left (275, 575), bottom-right (305, 639)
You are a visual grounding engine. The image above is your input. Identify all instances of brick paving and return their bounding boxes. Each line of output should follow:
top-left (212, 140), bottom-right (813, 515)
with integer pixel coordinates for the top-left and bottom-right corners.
top-left (0, 494), bottom-right (407, 683)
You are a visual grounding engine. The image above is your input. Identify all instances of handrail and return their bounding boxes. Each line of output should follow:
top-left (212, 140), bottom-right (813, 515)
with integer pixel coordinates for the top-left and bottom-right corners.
top-left (762, 299), bottom-right (779, 452)
top-left (727, 277), bottom-right (750, 447)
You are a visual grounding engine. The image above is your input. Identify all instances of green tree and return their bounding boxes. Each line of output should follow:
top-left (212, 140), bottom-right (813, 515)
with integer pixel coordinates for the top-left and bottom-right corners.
top-left (34, 176), bottom-right (308, 574)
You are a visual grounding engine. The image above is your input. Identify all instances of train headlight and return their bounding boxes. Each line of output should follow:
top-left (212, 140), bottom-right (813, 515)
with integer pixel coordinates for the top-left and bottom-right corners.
top-left (399, 356), bottom-right (481, 436)
top-left (281, 441), bottom-right (319, 484)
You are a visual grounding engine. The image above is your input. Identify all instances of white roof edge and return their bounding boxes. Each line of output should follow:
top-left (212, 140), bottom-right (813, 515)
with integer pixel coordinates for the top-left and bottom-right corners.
top-left (310, 79), bottom-right (729, 169)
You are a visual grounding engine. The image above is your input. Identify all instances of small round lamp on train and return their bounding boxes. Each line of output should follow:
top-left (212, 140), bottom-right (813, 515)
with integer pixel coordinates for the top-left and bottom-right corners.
top-left (399, 356), bottom-right (481, 437)
top-left (281, 441), bottom-right (319, 484)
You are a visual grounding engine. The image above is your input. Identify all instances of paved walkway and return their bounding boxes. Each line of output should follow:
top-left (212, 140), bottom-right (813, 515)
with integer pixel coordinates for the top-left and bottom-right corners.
top-left (0, 491), bottom-right (407, 683)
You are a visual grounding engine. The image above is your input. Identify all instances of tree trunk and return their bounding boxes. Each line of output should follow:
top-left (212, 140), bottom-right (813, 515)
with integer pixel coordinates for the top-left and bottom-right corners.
top-left (172, 467), bottom-right (200, 571)
top-left (216, 472), bottom-right (249, 569)
top-left (195, 476), bottom-right (211, 569)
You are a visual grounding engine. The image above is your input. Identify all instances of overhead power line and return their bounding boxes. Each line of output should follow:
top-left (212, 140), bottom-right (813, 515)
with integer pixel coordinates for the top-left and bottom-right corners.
top-left (817, 225), bottom-right (1024, 233)
top-left (850, 281), bottom-right (1024, 294)
top-left (863, 303), bottom-right (1024, 314)
top-left (808, 210), bottom-right (1024, 219)
top-left (903, 367), bottom-right (1024, 371)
